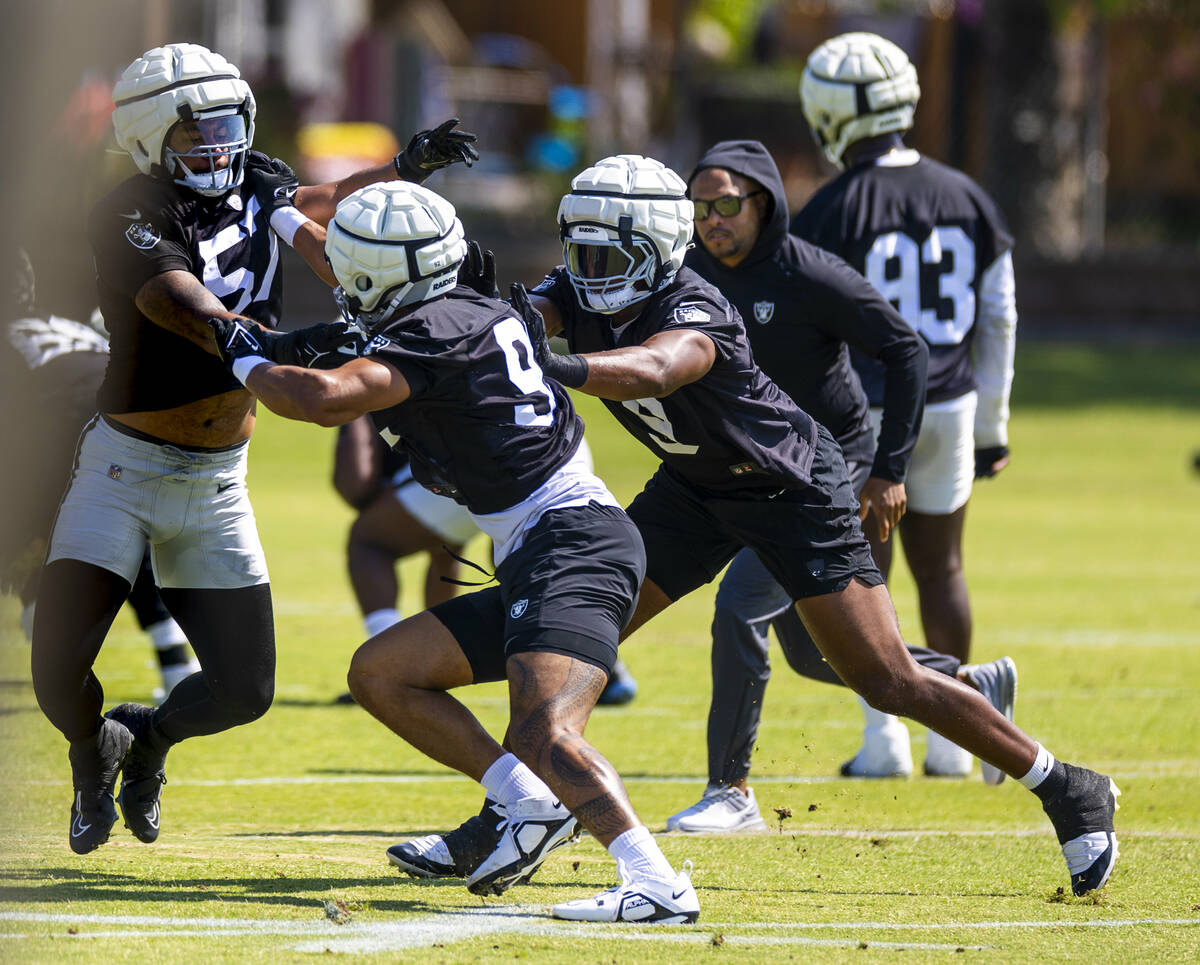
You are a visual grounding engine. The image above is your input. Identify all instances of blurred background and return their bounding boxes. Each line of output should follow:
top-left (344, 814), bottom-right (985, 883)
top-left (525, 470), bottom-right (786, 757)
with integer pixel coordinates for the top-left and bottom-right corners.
top-left (2, 0), bottom-right (1198, 337)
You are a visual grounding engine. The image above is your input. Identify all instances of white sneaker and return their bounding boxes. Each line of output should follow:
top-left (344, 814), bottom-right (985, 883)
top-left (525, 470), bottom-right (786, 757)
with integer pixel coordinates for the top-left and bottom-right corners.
top-left (466, 795), bottom-right (579, 896)
top-left (923, 730), bottom-right (973, 777)
top-left (666, 785), bottom-right (766, 833)
top-left (960, 657), bottom-right (1018, 785)
top-left (841, 720), bottom-right (913, 777)
top-left (552, 859), bottom-right (699, 923)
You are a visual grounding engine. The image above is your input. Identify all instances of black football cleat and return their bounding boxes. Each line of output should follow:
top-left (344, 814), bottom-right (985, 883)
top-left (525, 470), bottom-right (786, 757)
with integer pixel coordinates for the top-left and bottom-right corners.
top-left (67, 717), bottom-right (133, 854)
top-left (387, 798), bottom-right (506, 879)
top-left (106, 703), bottom-right (168, 844)
top-left (1040, 763), bottom-right (1121, 896)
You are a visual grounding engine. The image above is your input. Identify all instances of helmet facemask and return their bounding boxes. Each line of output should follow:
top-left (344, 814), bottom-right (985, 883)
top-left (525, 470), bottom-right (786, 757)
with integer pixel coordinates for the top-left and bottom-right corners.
top-left (562, 219), bottom-right (660, 314)
top-left (163, 106), bottom-right (251, 197)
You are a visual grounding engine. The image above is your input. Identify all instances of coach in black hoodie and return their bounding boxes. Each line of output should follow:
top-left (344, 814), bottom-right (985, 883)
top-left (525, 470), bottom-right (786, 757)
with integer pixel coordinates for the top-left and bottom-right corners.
top-left (666, 140), bottom-right (935, 833)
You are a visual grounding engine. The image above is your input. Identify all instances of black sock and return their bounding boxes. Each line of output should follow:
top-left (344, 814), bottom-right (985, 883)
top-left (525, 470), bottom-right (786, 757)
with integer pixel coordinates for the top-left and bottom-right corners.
top-left (1031, 760), bottom-right (1069, 804)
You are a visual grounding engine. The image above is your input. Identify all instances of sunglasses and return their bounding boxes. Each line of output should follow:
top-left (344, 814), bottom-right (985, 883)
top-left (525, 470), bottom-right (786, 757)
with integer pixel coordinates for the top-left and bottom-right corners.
top-left (692, 190), bottom-right (764, 221)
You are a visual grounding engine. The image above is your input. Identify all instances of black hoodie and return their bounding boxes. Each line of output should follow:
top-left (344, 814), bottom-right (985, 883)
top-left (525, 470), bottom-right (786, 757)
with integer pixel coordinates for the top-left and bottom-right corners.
top-left (685, 140), bottom-right (926, 483)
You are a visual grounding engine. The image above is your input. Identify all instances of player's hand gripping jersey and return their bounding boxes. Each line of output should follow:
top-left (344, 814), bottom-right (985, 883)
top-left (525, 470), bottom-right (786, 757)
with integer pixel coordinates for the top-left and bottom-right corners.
top-left (535, 266), bottom-right (818, 493)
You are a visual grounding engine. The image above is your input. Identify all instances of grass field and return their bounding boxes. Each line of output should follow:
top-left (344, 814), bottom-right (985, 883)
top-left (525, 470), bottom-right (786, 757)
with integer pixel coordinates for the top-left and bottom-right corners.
top-left (1, 342), bottom-right (1198, 963)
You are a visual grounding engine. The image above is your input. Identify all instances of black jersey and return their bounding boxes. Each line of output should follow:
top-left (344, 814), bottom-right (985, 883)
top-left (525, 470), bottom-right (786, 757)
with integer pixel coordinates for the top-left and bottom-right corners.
top-left (363, 286), bottom-right (584, 515)
top-left (87, 152), bottom-right (284, 414)
top-left (536, 266), bottom-right (818, 493)
top-left (791, 152), bottom-right (1013, 406)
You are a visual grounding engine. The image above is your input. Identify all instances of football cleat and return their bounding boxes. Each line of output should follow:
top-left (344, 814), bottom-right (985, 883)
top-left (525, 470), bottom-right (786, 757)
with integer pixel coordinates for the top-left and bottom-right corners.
top-left (840, 719), bottom-right (912, 778)
top-left (961, 656), bottom-right (1019, 785)
top-left (105, 703), bottom-right (168, 843)
top-left (666, 784), bottom-right (766, 833)
top-left (466, 795), bottom-right (580, 896)
top-left (67, 717), bottom-right (133, 854)
top-left (1040, 763), bottom-right (1121, 896)
top-left (923, 730), bottom-right (973, 778)
top-left (387, 799), bottom-right (505, 879)
top-left (551, 859), bottom-right (700, 924)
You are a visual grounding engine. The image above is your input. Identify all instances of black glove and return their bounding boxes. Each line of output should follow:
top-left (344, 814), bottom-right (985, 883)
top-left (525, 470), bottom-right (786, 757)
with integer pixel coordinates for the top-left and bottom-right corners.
top-left (459, 241), bottom-right (499, 299)
top-left (209, 316), bottom-right (267, 370)
top-left (262, 321), bottom-right (365, 369)
top-left (244, 154), bottom-right (299, 214)
top-left (393, 118), bottom-right (479, 182)
top-left (509, 283), bottom-right (589, 388)
top-left (974, 445), bottom-right (1010, 479)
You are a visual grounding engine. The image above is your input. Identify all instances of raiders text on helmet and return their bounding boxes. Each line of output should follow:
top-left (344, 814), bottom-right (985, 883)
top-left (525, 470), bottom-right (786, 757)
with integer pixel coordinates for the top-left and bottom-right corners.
top-left (111, 43), bottom-right (256, 197)
top-left (557, 155), bottom-right (694, 314)
top-left (325, 181), bottom-right (467, 330)
top-left (800, 32), bottom-right (920, 168)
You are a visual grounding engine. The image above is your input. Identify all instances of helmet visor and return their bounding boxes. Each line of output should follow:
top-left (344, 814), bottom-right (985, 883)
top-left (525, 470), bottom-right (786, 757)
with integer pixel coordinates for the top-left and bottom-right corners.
top-left (165, 111), bottom-right (250, 195)
top-left (564, 238), bottom-right (649, 282)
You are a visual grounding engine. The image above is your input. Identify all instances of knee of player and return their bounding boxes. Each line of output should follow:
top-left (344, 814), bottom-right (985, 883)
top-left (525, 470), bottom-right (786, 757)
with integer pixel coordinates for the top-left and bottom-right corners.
top-left (214, 675), bottom-right (274, 724)
top-left (853, 670), bottom-right (916, 716)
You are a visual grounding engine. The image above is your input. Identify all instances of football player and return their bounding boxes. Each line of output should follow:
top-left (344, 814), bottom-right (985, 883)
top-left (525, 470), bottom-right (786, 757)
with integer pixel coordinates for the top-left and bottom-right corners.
top-left (793, 32), bottom-right (1019, 779)
top-left (2, 247), bottom-right (200, 697)
top-left (668, 140), bottom-right (1020, 834)
top-left (31, 42), bottom-right (476, 856)
top-left (425, 154), bottom-right (1118, 901)
top-left (331, 415), bottom-right (638, 706)
top-left (209, 180), bottom-right (697, 923)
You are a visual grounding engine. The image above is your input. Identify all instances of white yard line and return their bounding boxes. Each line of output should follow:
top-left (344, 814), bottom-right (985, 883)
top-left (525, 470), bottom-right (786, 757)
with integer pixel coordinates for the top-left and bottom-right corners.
top-left (2, 909), bottom-right (1196, 955)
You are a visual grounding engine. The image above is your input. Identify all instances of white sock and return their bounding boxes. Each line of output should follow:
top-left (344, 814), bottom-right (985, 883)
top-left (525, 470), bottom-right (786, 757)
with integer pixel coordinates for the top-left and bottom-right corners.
top-left (608, 825), bottom-right (675, 881)
top-left (858, 694), bottom-right (903, 730)
top-left (147, 617), bottom-right (187, 650)
top-left (363, 608), bottom-right (401, 638)
top-left (1018, 743), bottom-right (1056, 790)
top-left (480, 753), bottom-right (553, 808)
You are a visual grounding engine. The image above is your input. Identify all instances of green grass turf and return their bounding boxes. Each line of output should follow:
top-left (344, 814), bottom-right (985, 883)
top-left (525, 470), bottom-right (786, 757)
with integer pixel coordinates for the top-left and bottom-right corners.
top-left (1, 342), bottom-right (1198, 962)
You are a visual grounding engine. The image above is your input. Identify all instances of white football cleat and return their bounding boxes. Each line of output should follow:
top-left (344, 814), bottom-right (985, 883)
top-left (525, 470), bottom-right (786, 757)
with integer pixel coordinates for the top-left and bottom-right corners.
top-left (552, 859), bottom-right (699, 923)
top-left (841, 718), bottom-right (913, 777)
top-left (666, 784), bottom-right (766, 833)
top-left (466, 795), bottom-right (579, 896)
top-left (923, 730), bottom-right (973, 777)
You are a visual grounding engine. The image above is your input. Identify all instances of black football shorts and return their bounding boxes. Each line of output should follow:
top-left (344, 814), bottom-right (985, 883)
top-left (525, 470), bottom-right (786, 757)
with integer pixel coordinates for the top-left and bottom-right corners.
top-left (430, 502), bottom-right (645, 682)
top-left (627, 423), bottom-right (882, 603)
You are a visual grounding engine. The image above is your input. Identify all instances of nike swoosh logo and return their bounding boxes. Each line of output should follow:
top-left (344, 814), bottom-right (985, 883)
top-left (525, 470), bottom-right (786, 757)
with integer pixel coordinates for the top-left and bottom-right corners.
top-left (70, 798), bottom-right (91, 839)
top-left (217, 481), bottom-right (236, 493)
top-left (119, 209), bottom-right (142, 220)
top-left (146, 801), bottom-right (160, 830)
top-left (671, 887), bottom-right (688, 900)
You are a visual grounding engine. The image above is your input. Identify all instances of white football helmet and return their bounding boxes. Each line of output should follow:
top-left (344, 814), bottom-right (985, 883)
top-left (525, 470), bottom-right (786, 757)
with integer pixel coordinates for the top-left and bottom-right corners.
top-left (111, 43), bottom-right (255, 197)
top-left (557, 155), bottom-right (693, 314)
top-left (800, 32), bottom-right (920, 169)
top-left (325, 181), bottom-right (467, 330)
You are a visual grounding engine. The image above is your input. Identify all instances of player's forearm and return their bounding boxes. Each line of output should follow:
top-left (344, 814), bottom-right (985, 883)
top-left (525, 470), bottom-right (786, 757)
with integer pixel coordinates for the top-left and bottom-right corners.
top-left (290, 221), bottom-right (337, 287)
top-left (571, 347), bottom-right (693, 401)
top-left (135, 270), bottom-right (242, 353)
top-left (294, 161), bottom-right (403, 228)
top-left (243, 364), bottom-right (365, 427)
top-left (973, 252), bottom-right (1018, 446)
top-left (872, 334), bottom-right (928, 480)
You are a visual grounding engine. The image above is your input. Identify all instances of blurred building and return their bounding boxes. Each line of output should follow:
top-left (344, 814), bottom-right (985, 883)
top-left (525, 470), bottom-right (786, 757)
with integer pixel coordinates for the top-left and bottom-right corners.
top-left (7, 0), bottom-right (1199, 334)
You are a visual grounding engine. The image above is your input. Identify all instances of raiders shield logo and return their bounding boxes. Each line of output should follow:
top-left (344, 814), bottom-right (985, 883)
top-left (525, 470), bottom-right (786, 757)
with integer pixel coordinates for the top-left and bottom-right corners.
top-left (753, 301), bottom-right (775, 324)
top-left (510, 599), bottom-right (529, 619)
top-left (125, 222), bottom-right (161, 251)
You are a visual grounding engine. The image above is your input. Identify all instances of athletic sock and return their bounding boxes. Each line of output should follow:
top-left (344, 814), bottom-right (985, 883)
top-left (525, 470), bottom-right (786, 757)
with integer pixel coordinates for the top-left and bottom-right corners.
top-left (858, 694), bottom-right (903, 730)
top-left (363, 608), bottom-right (401, 638)
top-left (608, 825), bottom-right (675, 881)
top-left (146, 617), bottom-right (187, 650)
top-left (1019, 743), bottom-right (1067, 801)
top-left (480, 753), bottom-right (553, 808)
